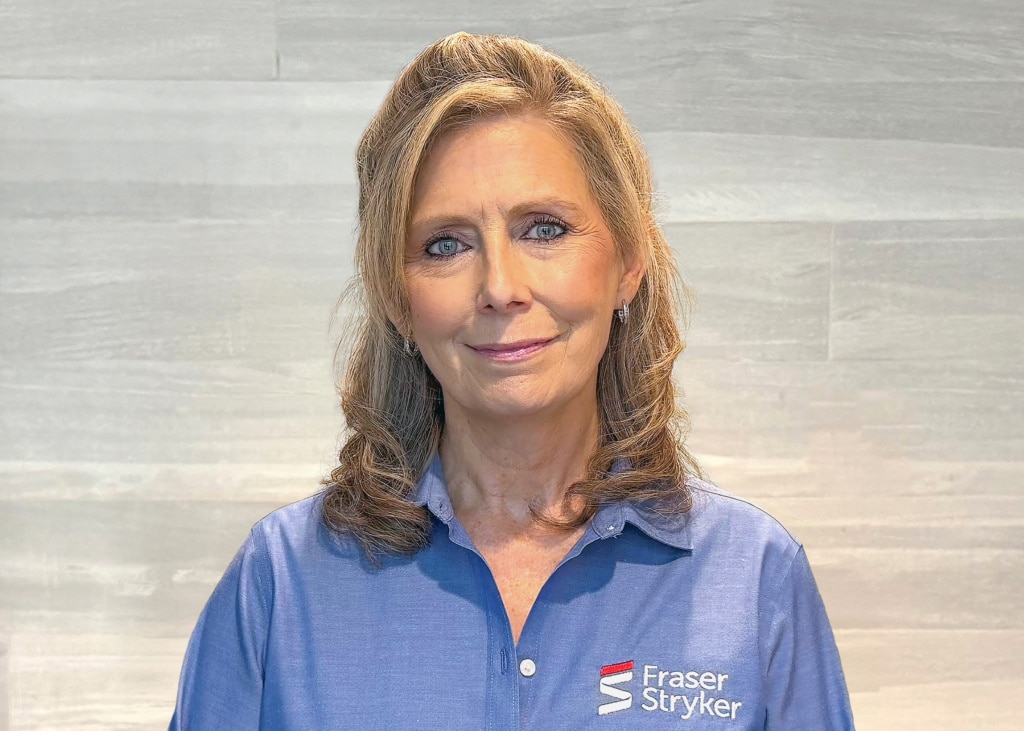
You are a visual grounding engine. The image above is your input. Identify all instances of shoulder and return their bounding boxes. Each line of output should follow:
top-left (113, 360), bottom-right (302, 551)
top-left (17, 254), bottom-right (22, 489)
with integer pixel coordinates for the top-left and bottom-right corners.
top-left (681, 475), bottom-right (804, 581)
top-left (252, 492), bottom-right (322, 539)
top-left (248, 491), bottom-right (365, 565)
top-left (685, 475), bottom-right (800, 546)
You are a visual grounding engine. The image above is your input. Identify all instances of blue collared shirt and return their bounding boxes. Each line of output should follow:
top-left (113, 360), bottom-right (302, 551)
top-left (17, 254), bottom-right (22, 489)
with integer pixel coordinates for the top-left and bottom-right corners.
top-left (171, 455), bottom-right (854, 729)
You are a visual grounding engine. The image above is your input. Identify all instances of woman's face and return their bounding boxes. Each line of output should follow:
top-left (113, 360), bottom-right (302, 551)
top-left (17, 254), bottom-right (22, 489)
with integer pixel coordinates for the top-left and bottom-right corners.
top-left (403, 113), bottom-right (644, 422)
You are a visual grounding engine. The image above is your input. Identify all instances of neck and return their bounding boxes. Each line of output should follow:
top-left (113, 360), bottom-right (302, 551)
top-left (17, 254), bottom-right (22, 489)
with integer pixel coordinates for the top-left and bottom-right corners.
top-left (439, 399), bottom-right (600, 526)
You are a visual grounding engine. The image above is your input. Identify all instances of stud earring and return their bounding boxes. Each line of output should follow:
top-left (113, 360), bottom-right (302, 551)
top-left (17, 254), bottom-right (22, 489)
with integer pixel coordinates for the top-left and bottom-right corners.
top-left (616, 300), bottom-right (629, 324)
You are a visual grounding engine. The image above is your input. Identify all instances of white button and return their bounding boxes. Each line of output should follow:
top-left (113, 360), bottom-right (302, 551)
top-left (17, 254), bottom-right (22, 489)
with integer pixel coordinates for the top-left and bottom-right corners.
top-left (519, 658), bottom-right (536, 677)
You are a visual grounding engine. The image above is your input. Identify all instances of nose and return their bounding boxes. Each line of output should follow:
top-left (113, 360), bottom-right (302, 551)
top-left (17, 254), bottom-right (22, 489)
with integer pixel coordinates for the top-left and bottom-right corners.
top-left (477, 232), bottom-right (533, 314)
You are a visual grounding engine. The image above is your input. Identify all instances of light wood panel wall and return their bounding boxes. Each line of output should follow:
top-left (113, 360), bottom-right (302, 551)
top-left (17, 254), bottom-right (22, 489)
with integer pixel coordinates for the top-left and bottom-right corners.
top-left (1, 1), bottom-right (1021, 728)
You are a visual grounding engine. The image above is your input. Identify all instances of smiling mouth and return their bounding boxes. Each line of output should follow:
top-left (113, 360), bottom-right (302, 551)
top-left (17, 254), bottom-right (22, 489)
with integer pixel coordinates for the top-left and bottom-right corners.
top-left (468, 337), bottom-right (554, 363)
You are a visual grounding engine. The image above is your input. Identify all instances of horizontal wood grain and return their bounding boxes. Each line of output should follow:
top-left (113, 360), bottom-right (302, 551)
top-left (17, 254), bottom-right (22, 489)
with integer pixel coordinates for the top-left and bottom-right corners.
top-left (679, 358), bottom-right (1024, 468)
top-left (618, 80), bottom-right (1024, 147)
top-left (0, 460), bottom-right (323, 503)
top-left (666, 221), bottom-right (831, 361)
top-left (838, 629), bottom-right (1024, 691)
top-left (0, 359), bottom-right (341, 465)
top-left (0, 79), bottom-right (383, 220)
top-left (814, 546), bottom-right (1023, 629)
top-left (0, 500), bottom-right (274, 610)
top-left (6, 632), bottom-right (185, 731)
top-left (0, 0), bottom-right (276, 80)
top-left (645, 131), bottom-right (1024, 223)
top-left (852, 680), bottom-right (1023, 731)
top-left (276, 0), bottom-right (1024, 83)
top-left (0, 219), bottom-right (354, 361)
top-left (831, 219), bottom-right (1024, 362)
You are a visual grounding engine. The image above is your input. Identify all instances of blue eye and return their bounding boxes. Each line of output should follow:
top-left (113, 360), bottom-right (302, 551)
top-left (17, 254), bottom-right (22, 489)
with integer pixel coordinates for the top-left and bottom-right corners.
top-left (426, 237), bottom-right (463, 257)
top-left (525, 220), bottom-right (566, 240)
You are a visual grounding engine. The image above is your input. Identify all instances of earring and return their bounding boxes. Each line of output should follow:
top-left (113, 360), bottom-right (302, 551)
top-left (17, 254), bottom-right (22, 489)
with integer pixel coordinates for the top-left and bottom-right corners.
top-left (404, 337), bottom-right (419, 356)
top-left (616, 300), bottom-right (629, 324)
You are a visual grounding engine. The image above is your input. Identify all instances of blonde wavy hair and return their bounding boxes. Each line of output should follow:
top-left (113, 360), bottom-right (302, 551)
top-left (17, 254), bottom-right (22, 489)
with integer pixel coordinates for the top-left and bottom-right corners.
top-left (322, 31), bottom-right (702, 558)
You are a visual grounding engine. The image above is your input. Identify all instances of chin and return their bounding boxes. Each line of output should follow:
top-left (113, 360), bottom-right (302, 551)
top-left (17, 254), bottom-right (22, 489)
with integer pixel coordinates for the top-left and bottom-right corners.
top-left (452, 383), bottom-right (587, 421)
top-left (466, 396), bottom-right (554, 419)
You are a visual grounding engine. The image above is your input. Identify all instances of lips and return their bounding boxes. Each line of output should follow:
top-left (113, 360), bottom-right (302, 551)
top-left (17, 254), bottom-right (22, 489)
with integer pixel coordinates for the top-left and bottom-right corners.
top-left (468, 337), bottom-right (554, 362)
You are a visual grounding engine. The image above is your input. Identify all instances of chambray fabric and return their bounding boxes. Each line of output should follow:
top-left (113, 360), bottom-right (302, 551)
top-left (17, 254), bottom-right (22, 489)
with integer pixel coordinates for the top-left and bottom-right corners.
top-left (170, 454), bottom-right (854, 730)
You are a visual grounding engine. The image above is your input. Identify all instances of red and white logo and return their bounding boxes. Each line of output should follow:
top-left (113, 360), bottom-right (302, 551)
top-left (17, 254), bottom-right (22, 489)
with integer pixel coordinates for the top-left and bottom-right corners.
top-left (598, 660), bottom-right (634, 715)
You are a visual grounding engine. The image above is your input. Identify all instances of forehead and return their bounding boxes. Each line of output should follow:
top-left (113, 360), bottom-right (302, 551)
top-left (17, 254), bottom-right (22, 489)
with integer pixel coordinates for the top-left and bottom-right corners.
top-left (409, 113), bottom-right (598, 221)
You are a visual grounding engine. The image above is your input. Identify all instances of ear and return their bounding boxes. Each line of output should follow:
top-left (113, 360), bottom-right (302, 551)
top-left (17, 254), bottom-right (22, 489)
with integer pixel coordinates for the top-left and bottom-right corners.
top-left (616, 250), bottom-right (647, 306)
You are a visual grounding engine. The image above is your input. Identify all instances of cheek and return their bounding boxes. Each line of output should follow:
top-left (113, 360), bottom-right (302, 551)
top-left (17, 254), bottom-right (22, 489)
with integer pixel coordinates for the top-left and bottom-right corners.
top-left (406, 278), bottom-right (463, 339)
top-left (540, 252), bottom-right (620, 318)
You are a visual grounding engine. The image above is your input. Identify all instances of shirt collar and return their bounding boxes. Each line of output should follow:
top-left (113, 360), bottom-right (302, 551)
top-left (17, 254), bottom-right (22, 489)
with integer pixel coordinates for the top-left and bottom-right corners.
top-left (411, 451), bottom-right (692, 550)
top-left (411, 452), bottom-right (454, 522)
top-left (597, 458), bottom-right (693, 550)
top-left (616, 499), bottom-right (692, 550)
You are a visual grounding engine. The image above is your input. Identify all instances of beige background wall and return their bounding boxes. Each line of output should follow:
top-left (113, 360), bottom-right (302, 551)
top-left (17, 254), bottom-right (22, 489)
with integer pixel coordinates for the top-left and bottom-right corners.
top-left (1, 1), bottom-right (1022, 728)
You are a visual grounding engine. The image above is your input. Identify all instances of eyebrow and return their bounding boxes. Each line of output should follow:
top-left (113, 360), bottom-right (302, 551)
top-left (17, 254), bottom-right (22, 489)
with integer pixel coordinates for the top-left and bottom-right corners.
top-left (409, 197), bottom-right (588, 234)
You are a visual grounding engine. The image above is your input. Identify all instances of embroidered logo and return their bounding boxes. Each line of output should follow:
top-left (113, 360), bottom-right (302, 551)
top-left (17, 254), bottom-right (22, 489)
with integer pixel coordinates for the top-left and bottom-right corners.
top-left (598, 660), bottom-right (634, 715)
top-left (597, 662), bottom-right (744, 721)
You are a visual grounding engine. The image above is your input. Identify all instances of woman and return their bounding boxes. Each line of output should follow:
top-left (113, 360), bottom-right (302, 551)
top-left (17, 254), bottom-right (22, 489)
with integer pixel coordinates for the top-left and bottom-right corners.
top-left (171, 32), bottom-right (854, 729)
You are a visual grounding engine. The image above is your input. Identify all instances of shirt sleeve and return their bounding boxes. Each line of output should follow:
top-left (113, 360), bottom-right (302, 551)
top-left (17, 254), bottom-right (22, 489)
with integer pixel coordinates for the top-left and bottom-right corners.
top-left (169, 527), bottom-right (270, 730)
top-left (762, 546), bottom-right (856, 730)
